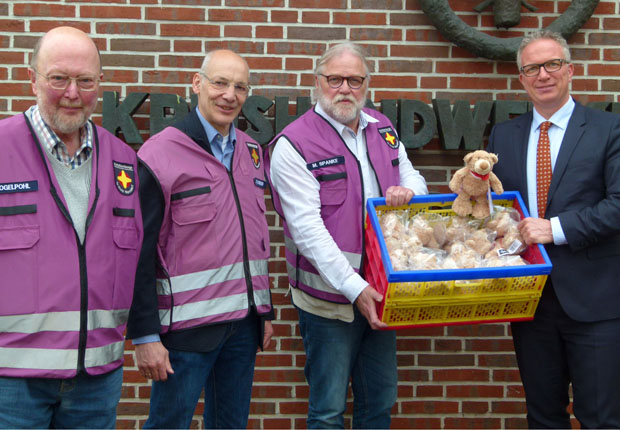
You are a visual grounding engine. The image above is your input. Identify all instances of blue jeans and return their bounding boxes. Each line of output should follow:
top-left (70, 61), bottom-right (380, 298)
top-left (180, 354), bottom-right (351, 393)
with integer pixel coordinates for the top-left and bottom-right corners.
top-left (0, 367), bottom-right (123, 429)
top-left (144, 316), bottom-right (260, 429)
top-left (297, 306), bottom-right (397, 429)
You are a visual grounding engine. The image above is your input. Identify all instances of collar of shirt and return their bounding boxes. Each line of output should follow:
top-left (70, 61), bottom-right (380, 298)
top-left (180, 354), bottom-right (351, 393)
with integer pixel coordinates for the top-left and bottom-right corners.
top-left (25, 105), bottom-right (93, 169)
top-left (314, 102), bottom-right (378, 139)
top-left (531, 97), bottom-right (575, 133)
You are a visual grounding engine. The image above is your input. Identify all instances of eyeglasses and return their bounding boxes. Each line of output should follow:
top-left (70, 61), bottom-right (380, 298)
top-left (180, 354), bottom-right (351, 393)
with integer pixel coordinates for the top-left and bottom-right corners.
top-left (32, 69), bottom-right (99, 91)
top-left (199, 73), bottom-right (251, 95)
top-left (320, 74), bottom-right (367, 90)
top-left (520, 59), bottom-right (568, 77)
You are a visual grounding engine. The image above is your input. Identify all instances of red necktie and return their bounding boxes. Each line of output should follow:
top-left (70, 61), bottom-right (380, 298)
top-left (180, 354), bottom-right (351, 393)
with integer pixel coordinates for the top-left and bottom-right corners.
top-left (536, 121), bottom-right (552, 218)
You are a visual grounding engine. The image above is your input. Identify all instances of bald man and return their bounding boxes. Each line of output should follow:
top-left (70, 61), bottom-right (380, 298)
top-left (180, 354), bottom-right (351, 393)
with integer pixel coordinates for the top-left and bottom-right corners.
top-left (126, 50), bottom-right (274, 429)
top-left (0, 27), bottom-right (143, 428)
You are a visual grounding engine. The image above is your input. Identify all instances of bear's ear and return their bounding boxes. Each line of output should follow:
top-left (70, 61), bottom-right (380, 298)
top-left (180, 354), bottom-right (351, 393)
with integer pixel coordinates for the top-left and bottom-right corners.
top-left (490, 153), bottom-right (498, 164)
top-left (464, 152), bottom-right (474, 164)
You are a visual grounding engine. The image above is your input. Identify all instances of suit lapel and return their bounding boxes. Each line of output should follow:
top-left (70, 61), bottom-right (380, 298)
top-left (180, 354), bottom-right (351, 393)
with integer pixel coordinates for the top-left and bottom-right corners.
top-left (515, 113), bottom-right (532, 209)
top-left (547, 102), bottom-right (586, 205)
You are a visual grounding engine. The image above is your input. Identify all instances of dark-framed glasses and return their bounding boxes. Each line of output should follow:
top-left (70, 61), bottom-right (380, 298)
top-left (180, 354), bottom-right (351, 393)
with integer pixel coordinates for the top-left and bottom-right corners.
top-left (199, 72), bottom-right (251, 95)
top-left (520, 59), bottom-right (568, 77)
top-left (320, 74), bottom-right (367, 90)
top-left (32, 69), bottom-right (99, 91)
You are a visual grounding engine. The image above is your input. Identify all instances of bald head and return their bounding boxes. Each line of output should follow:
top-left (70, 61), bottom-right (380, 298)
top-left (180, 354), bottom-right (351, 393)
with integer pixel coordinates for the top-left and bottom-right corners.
top-left (200, 49), bottom-right (249, 77)
top-left (31, 26), bottom-right (101, 73)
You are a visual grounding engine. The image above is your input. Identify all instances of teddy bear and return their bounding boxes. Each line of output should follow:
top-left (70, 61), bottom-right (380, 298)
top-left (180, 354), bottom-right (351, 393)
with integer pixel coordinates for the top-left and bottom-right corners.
top-left (449, 150), bottom-right (504, 219)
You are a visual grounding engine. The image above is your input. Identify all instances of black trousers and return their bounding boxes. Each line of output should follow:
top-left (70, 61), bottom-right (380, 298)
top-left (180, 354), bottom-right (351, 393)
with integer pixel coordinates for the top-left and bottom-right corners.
top-left (511, 282), bottom-right (620, 429)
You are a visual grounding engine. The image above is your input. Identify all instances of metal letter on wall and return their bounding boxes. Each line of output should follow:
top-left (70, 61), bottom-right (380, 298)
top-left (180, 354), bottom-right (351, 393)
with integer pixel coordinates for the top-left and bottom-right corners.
top-left (102, 91), bottom-right (149, 144)
top-left (149, 94), bottom-right (190, 137)
top-left (433, 99), bottom-right (493, 150)
top-left (418, 0), bottom-right (600, 60)
top-left (399, 99), bottom-right (436, 149)
top-left (242, 95), bottom-right (275, 145)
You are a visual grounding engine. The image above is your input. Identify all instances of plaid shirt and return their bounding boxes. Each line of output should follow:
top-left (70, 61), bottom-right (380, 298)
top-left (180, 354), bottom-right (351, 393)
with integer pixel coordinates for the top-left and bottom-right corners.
top-left (26, 105), bottom-right (93, 169)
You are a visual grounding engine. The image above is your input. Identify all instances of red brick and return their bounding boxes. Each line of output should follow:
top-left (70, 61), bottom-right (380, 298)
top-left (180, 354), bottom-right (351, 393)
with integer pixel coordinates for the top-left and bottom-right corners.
top-left (224, 25), bottom-right (252, 38)
top-left (278, 401), bottom-right (308, 414)
top-left (466, 338), bottom-right (515, 352)
top-left (255, 353), bottom-right (293, 367)
top-left (370, 75), bottom-right (417, 89)
top-left (111, 38), bottom-right (170, 52)
top-left (391, 417), bottom-right (442, 429)
top-left (161, 23), bottom-right (219, 37)
top-left (247, 56), bottom-right (282, 70)
top-left (416, 384), bottom-right (443, 397)
top-left (285, 57), bottom-right (313, 71)
top-left (351, 28), bottom-right (401, 41)
top-left (491, 400), bottom-right (527, 414)
top-left (14, 3), bottom-right (75, 17)
top-left (271, 10), bottom-right (298, 22)
top-left (290, 0), bottom-right (346, 8)
top-left (445, 417), bottom-right (502, 429)
top-left (446, 384), bottom-right (504, 398)
top-left (334, 11), bottom-right (385, 25)
top-left (433, 369), bottom-right (490, 382)
top-left (351, 0), bottom-right (401, 9)
top-left (462, 401), bottom-right (489, 414)
top-left (81, 6), bottom-right (141, 18)
top-left (288, 26), bottom-right (345, 41)
top-left (205, 41), bottom-right (265, 54)
top-left (261, 418), bottom-right (295, 429)
top-left (29, 21), bottom-right (90, 33)
top-left (392, 45), bottom-right (450, 58)
top-left (209, 9), bottom-right (267, 22)
top-left (174, 40), bottom-right (202, 52)
top-left (302, 11), bottom-right (329, 24)
top-left (401, 400), bottom-right (459, 414)
top-left (146, 6), bottom-right (204, 20)
top-left (0, 19), bottom-right (25, 32)
top-left (256, 25), bottom-right (283, 39)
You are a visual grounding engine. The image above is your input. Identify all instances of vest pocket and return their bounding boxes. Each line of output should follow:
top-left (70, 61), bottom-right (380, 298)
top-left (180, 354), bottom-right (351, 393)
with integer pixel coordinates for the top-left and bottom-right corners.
top-left (112, 226), bottom-right (139, 308)
top-left (0, 226), bottom-right (39, 315)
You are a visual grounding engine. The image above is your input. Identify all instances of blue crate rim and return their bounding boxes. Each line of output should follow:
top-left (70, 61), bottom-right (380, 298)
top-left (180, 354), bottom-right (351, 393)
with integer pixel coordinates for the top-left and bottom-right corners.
top-left (366, 191), bottom-right (553, 283)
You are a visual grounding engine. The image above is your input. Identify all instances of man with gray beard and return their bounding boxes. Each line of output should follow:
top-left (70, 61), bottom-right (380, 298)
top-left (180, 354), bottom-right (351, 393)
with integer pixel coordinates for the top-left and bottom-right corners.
top-left (0, 26), bottom-right (142, 428)
top-left (264, 42), bottom-right (427, 428)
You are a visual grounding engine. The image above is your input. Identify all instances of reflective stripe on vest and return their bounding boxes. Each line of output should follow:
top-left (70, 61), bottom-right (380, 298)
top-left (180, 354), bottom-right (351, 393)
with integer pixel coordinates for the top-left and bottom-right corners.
top-left (157, 259), bottom-right (270, 326)
top-left (284, 236), bottom-right (361, 298)
top-left (0, 341), bottom-right (124, 370)
top-left (0, 309), bottom-right (130, 333)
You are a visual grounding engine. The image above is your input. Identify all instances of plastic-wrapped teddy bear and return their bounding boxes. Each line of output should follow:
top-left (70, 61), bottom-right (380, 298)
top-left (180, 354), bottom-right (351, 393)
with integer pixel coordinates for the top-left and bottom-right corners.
top-left (449, 150), bottom-right (504, 219)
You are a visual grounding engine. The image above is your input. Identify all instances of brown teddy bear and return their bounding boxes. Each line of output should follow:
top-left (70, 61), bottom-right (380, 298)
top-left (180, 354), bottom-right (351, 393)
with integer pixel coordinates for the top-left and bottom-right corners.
top-left (449, 150), bottom-right (504, 219)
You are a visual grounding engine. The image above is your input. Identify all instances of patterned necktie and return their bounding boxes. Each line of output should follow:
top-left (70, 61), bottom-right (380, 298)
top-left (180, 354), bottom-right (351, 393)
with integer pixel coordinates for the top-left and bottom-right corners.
top-left (536, 121), bottom-right (552, 218)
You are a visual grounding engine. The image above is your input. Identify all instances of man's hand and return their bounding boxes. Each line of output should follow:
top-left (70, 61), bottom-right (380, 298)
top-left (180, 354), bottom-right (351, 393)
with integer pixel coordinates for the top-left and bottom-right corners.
top-left (355, 285), bottom-right (388, 330)
top-left (385, 186), bottom-right (414, 207)
top-left (259, 321), bottom-right (274, 352)
top-left (518, 217), bottom-right (553, 245)
top-left (135, 341), bottom-right (174, 382)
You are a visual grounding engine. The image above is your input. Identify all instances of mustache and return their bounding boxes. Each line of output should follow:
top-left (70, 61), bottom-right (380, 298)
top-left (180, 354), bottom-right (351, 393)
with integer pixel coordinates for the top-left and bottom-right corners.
top-left (59, 102), bottom-right (84, 108)
top-left (333, 95), bottom-right (357, 103)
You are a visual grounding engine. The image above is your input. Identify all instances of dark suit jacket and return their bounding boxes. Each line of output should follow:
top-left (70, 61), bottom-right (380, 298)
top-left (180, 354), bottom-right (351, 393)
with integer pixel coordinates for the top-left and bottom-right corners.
top-left (487, 100), bottom-right (620, 322)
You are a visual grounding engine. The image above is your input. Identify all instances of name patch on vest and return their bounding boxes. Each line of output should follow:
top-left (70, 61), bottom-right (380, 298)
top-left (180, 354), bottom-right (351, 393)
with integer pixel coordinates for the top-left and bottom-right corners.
top-left (254, 178), bottom-right (266, 189)
top-left (246, 142), bottom-right (261, 169)
top-left (113, 161), bottom-right (135, 196)
top-left (307, 156), bottom-right (345, 171)
top-left (0, 181), bottom-right (38, 194)
top-left (378, 126), bottom-right (399, 149)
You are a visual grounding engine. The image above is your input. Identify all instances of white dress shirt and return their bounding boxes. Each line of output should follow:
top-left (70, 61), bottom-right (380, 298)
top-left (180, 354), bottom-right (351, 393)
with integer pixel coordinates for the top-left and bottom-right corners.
top-left (526, 98), bottom-right (574, 245)
top-left (270, 103), bottom-right (428, 321)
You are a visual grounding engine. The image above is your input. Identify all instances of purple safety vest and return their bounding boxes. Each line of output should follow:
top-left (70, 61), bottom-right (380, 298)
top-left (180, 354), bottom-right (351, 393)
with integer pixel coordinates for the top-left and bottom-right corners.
top-left (265, 107), bottom-right (400, 303)
top-left (138, 126), bottom-right (272, 332)
top-left (0, 114), bottom-right (143, 378)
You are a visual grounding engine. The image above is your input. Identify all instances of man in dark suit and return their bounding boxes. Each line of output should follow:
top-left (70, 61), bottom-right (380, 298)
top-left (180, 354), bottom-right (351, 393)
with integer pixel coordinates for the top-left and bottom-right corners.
top-left (487, 30), bottom-right (620, 428)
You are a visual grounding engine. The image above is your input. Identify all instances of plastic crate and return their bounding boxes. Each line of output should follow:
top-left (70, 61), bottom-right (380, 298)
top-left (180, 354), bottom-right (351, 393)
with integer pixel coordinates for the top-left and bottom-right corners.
top-left (364, 191), bottom-right (552, 329)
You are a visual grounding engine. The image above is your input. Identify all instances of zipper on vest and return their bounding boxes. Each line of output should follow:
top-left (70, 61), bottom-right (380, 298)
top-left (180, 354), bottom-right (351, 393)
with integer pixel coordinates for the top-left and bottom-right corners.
top-left (227, 170), bottom-right (255, 308)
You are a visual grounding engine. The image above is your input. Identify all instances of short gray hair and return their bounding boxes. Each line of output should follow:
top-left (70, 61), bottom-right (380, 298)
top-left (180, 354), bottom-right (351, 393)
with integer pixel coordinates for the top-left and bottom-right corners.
top-left (315, 42), bottom-right (370, 77)
top-left (516, 30), bottom-right (571, 70)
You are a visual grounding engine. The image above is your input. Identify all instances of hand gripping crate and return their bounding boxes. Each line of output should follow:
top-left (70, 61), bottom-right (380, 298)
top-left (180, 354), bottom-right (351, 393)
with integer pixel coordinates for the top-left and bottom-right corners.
top-left (364, 191), bottom-right (552, 329)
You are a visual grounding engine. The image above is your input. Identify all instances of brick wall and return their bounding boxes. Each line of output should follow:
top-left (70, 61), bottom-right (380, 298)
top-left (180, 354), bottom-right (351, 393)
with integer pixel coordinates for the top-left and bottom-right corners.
top-left (1, 0), bottom-right (619, 428)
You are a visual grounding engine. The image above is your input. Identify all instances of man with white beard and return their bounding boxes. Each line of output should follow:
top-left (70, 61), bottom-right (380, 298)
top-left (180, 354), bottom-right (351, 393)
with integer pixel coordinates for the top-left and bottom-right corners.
top-left (264, 42), bottom-right (428, 429)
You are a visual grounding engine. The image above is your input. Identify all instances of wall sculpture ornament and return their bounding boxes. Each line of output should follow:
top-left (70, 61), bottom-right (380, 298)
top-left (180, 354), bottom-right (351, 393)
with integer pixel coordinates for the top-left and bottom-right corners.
top-left (418, 0), bottom-right (600, 60)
